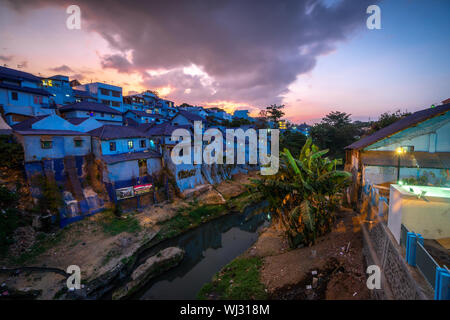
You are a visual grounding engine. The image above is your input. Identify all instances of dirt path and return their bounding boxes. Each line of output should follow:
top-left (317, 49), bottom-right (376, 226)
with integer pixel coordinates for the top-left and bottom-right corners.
top-left (245, 208), bottom-right (370, 300)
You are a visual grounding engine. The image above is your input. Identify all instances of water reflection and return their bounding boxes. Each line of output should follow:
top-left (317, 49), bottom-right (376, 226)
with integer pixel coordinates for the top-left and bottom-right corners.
top-left (134, 204), bottom-right (268, 300)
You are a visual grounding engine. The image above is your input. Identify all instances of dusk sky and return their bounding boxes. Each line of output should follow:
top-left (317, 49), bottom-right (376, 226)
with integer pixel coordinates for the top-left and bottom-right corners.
top-left (0, 0), bottom-right (449, 124)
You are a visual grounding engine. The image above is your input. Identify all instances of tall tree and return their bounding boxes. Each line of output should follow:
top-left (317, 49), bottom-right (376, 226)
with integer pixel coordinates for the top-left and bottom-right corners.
top-left (265, 104), bottom-right (285, 123)
top-left (259, 104), bottom-right (285, 123)
top-left (368, 109), bottom-right (411, 134)
top-left (310, 111), bottom-right (358, 161)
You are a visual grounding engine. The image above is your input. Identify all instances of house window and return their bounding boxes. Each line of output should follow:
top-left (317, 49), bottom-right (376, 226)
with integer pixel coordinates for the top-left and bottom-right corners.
top-left (109, 142), bottom-right (116, 151)
top-left (111, 90), bottom-right (121, 98)
top-left (140, 140), bottom-right (146, 148)
top-left (128, 140), bottom-right (134, 149)
top-left (74, 139), bottom-right (83, 147)
top-left (11, 92), bottom-right (18, 101)
top-left (100, 88), bottom-right (110, 96)
top-left (41, 140), bottom-right (52, 149)
top-left (33, 95), bottom-right (43, 104)
top-left (111, 101), bottom-right (120, 107)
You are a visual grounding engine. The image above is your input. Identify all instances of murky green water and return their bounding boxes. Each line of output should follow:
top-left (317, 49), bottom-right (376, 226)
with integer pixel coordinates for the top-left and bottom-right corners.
top-left (133, 202), bottom-right (269, 300)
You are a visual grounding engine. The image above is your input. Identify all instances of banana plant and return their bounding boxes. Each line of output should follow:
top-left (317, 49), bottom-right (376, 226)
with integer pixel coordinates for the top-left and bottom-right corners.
top-left (249, 138), bottom-right (351, 248)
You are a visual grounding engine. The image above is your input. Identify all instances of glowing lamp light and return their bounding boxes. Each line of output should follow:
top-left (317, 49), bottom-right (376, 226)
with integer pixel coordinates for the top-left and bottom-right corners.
top-left (396, 147), bottom-right (404, 154)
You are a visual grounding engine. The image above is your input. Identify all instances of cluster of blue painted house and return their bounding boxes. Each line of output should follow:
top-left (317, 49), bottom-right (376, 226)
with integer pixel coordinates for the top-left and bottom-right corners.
top-left (0, 65), bottom-right (274, 227)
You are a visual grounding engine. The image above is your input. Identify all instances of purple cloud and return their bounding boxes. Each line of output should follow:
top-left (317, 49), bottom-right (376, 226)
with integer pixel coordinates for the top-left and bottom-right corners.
top-left (4, 0), bottom-right (378, 107)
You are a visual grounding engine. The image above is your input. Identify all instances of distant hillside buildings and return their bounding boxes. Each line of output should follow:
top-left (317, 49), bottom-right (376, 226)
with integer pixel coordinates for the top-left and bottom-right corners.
top-left (0, 65), bottom-right (306, 226)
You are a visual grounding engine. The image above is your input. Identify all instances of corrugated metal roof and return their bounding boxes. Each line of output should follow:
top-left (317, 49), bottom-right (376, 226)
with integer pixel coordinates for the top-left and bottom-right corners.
top-left (346, 103), bottom-right (450, 150)
top-left (59, 102), bottom-right (122, 115)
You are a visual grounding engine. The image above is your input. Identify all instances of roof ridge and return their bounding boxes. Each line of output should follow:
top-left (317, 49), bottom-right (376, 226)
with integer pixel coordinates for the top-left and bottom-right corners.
top-left (346, 103), bottom-right (450, 150)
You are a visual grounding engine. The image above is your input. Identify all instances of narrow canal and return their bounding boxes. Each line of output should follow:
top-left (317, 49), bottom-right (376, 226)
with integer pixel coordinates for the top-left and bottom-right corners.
top-left (132, 202), bottom-right (269, 300)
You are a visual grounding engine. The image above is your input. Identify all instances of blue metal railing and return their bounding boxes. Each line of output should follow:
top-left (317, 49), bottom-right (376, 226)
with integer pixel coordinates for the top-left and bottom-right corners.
top-left (400, 224), bottom-right (449, 300)
top-left (416, 242), bottom-right (439, 288)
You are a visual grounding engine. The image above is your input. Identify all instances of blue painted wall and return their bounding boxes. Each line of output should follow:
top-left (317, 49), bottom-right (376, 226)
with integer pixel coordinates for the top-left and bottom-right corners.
top-left (97, 137), bottom-right (151, 156)
top-left (20, 134), bottom-right (91, 162)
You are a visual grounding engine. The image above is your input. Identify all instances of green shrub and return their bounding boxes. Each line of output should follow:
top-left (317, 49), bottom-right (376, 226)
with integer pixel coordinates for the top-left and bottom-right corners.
top-left (0, 135), bottom-right (24, 170)
top-left (0, 186), bottom-right (20, 254)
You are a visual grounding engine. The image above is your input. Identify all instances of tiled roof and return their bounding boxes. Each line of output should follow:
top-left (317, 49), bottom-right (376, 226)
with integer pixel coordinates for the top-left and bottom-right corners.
top-left (146, 122), bottom-right (191, 136)
top-left (175, 110), bottom-right (204, 122)
top-left (0, 83), bottom-right (52, 96)
top-left (101, 150), bottom-right (161, 164)
top-left (126, 110), bottom-right (160, 118)
top-left (59, 102), bottom-right (122, 115)
top-left (66, 117), bottom-right (89, 125)
top-left (123, 117), bottom-right (140, 127)
top-left (88, 124), bottom-right (149, 140)
top-left (0, 66), bottom-right (41, 82)
top-left (14, 130), bottom-right (88, 136)
top-left (346, 103), bottom-right (450, 150)
top-left (11, 115), bottom-right (50, 130)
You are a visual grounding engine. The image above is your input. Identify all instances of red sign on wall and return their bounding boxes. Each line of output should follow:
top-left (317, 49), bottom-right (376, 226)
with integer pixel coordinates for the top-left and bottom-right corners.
top-left (133, 183), bottom-right (153, 196)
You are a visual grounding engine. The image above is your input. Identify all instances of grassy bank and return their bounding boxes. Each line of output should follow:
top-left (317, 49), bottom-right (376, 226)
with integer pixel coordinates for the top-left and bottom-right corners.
top-left (154, 204), bottom-right (226, 242)
top-left (197, 257), bottom-right (267, 300)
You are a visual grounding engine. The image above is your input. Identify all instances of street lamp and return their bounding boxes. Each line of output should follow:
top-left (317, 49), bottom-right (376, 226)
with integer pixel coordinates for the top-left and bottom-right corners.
top-left (396, 147), bottom-right (404, 183)
top-left (396, 146), bottom-right (413, 183)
